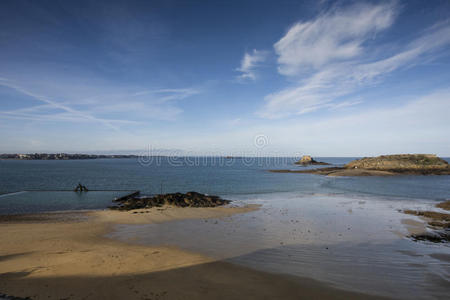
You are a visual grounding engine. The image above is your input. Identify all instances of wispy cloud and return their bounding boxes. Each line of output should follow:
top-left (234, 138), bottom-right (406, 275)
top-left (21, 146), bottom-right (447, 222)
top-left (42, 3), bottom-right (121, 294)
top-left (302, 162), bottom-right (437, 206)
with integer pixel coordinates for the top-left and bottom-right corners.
top-left (122, 89), bottom-right (450, 156)
top-left (0, 78), bottom-right (200, 127)
top-left (0, 79), bottom-right (125, 130)
top-left (132, 88), bottom-right (200, 103)
top-left (274, 2), bottom-right (396, 75)
top-left (236, 49), bottom-right (268, 81)
top-left (259, 3), bottom-right (450, 119)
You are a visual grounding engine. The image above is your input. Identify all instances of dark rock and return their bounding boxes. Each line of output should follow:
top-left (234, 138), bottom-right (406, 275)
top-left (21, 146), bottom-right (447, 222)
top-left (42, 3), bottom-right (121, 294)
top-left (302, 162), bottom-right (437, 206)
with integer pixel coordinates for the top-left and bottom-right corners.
top-left (74, 183), bottom-right (88, 192)
top-left (411, 231), bottom-right (449, 243)
top-left (436, 200), bottom-right (450, 211)
top-left (110, 192), bottom-right (230, 211)
top-left (294, 155), bottom-right (330, 166)
top-left (0, 293), bottom-right (32, 300)
top-left (403, 210), bottom-right (450, 221)
top-left (428, 221), bottom-right (450, 229)
top-left (403, 200), bottom-right (450, 243)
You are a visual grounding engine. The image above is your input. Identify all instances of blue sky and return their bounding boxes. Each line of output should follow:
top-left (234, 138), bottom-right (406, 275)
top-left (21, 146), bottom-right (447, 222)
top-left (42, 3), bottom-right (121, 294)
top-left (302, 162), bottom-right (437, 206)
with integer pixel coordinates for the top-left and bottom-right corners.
top-left (1, 0), bottom-right (450, 156)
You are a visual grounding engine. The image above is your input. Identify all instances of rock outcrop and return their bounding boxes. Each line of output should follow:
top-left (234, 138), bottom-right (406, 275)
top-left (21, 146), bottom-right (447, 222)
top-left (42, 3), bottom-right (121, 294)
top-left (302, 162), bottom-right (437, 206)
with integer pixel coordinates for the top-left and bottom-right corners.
top-left (0, 293), bottom-right (31, 300)
top-left (403, 200), bottom-right (450, 243)
top-left (345, 154), bottom-right (448, 171)
top-left (110, 191), bottom-right (230, 211)
top-left (295, 155), bottom-right (329, 165)
top-left (272, 154), bottom-right (450, 176)
top-left (74, 183), bottom-right (88, 192)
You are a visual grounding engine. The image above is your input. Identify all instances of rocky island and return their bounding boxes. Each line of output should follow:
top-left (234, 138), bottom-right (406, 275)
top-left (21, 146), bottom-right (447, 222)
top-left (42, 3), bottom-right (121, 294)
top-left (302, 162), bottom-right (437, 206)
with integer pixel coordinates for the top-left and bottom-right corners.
top-left (110, 191), bottom-right (231, 211)
top-left (294, 155), bottom-right (330, 166)
top-left (271, 154), bottom-right (450, 176)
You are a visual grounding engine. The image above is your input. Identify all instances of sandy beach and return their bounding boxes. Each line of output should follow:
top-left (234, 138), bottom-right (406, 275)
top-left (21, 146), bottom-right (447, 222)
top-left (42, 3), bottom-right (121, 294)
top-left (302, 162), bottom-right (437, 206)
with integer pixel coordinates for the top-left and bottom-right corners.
top-left (0, 205), bottom-right (389, 300)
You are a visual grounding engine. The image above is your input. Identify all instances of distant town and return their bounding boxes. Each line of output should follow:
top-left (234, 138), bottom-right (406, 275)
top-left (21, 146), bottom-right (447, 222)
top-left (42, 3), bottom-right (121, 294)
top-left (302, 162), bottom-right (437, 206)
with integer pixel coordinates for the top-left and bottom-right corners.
top-left (0, 153), bottom-right (138, 160)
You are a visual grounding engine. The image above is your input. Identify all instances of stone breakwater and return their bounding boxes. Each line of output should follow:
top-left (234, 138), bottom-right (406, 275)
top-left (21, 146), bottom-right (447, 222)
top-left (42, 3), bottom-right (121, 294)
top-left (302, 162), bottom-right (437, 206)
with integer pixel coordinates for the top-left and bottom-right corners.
top-left (110, 192), bottom-right (231, 211)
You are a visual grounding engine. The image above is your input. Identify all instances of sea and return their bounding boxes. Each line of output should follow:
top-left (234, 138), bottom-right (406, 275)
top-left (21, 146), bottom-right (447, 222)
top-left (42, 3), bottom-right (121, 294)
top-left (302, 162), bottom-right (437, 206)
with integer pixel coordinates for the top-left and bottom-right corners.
top-left (0, 157), bottom-right (449, 299)
top-left (1, 157), bottom-right (449, 214)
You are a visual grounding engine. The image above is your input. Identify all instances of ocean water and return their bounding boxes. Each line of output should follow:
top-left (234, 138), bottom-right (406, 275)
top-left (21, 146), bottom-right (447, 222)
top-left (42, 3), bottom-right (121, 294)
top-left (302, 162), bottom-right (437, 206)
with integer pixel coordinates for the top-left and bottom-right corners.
top-left (0, 157), bottom-right (449, 214)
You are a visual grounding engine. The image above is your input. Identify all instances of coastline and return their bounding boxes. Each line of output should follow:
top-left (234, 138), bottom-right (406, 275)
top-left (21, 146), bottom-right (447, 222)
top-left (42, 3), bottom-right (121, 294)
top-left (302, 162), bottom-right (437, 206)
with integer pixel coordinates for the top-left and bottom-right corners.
top-left (270, 167), bottom-right (450, 176)
top-left (0, 206), bottom-right (390, 300)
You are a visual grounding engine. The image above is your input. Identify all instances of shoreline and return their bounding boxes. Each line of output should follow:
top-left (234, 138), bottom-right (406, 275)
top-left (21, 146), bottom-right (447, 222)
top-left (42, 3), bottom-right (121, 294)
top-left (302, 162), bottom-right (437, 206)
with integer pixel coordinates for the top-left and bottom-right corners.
top-left (0, 205), bottom-right (390, 300)
top-left (270, 167), bottom-right (450, 176)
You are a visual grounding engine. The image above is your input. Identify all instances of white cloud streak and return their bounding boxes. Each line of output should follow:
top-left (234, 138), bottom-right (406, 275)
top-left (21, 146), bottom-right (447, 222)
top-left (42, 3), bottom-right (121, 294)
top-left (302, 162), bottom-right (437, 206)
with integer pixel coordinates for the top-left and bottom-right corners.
top-left (0, 79), bottom-right (124, 130)
top-left (0, 78), bottom-right (199, 127)
top-left (259, 3), bottom-right (450, 119)
top-left (274, 2), bottom-right (396, 75)
top-left (132, 88), bottom-right (200, 103)
top-left (236, 49), bottom-right (268, 81)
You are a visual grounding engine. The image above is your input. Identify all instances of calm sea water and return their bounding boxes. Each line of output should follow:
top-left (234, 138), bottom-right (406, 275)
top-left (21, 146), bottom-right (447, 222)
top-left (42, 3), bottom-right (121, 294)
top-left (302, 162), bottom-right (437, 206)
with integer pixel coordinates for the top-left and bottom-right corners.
top-left (0, 157), bottom-right (449, 214)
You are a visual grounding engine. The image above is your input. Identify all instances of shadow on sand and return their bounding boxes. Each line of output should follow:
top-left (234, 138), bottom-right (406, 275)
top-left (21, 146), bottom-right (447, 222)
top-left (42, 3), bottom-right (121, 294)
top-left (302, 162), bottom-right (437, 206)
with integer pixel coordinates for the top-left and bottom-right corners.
top-left (0, 260), bottom-right (390, 300)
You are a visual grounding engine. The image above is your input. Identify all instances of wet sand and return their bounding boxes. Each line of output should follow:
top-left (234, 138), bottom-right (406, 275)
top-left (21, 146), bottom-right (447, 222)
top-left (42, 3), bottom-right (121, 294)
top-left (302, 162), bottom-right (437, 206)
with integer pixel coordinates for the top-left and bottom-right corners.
top-left (0, 205), bottom-right (388, 300)
top-left (108, 194), bottom-right (450, 299)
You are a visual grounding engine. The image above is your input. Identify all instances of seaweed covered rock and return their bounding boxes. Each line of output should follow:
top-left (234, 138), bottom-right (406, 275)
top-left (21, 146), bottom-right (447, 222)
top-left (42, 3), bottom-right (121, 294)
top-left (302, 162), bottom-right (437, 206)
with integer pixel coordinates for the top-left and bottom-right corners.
top-left (436, 200), bottom-right (450, 211)
top-left (110, 191), bottom-right (230, 211)
top-left (403, 200), bottom-right (450, 243)
top-left (410, 231), bottom-right (449, 243)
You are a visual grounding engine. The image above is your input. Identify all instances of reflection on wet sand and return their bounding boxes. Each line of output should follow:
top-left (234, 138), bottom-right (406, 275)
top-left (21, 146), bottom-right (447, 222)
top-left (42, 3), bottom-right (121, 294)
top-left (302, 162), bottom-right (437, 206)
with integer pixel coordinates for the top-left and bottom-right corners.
top-left (0, 204), bottom-right (389, 300)
top-left (109, 193), bottom-right (450, 299)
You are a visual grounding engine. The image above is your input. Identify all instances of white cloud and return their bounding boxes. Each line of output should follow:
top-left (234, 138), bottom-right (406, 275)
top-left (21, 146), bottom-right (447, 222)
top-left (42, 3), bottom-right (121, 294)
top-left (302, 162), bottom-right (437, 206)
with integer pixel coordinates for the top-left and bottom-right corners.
top-left (171, 90), bottom-right (450, 156)
top-left (136, 88), bottom-right (200, 103)
top-left (0, 78), bottom-right (199, 127)
top-left (236, 49), bottom-right (268, 81)
top-left (274, 2), bottom-right (396, 75)
top-left (259, 4), bottom-right (450, 119)
top-left (265, 89), bottom-right (450, 156)
top-left (0, 79), bottom-right (122, 130)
